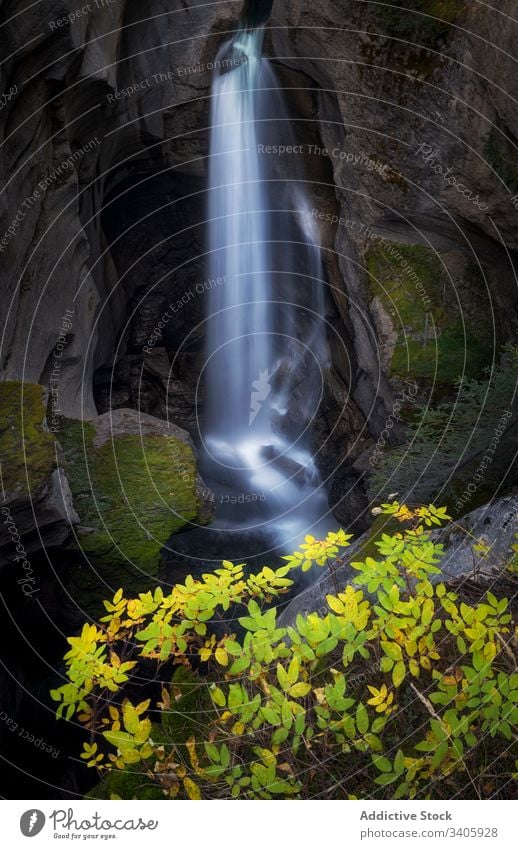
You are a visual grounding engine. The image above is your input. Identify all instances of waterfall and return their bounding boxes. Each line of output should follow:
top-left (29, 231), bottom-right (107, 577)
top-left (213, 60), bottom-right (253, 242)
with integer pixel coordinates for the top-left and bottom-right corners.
top-left (201, 18), bottom-right (335, 553)
top-left (206, 28), bottom-right (271, 440)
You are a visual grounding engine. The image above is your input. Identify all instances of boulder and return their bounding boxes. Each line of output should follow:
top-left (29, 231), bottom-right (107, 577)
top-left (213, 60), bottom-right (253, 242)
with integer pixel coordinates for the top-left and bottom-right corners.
top-left (55, 407), bottom-right (214, 600)
top-left (0, 383), bottom-right (214, 604)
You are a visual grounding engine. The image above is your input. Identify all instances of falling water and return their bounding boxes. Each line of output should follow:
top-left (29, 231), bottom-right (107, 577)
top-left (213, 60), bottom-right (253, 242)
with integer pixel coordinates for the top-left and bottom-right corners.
top-left (200, 15), bottom-right (336, 556)
top-left (206, 27), bottom-right (271, 440)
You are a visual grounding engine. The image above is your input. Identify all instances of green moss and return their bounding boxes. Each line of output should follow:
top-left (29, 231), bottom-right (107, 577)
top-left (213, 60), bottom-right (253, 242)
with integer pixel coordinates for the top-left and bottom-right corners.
top-left (88, 766), bottom-right (164, 800)
top-left (88, 666), bottom-right (212, 800)
top-left (0, 381), bottom-right (56, 495)
top-left (366, 242), bottom-right (494, 387)
top-left (484, 128), bottom-right (518, 193)
top-left (161, 666), bottom-right (214, 745)
top-left (56, 417), bottom-right (202, 583)
top-left (390, 328), bottom-right (493, 384)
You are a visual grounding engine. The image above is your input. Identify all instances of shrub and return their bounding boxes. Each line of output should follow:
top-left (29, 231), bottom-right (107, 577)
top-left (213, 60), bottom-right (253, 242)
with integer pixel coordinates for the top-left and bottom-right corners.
top-left (52, 504), bottom-right (517, 800)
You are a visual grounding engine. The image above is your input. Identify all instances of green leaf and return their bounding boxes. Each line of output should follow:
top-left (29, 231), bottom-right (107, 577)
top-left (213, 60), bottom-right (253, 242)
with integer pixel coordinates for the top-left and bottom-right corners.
top-left (272, 727), bottom-right (290, 745)
top-left (431, 740), bottom-right (449, 769)
top-left (457, 635), bottom-right (467, 654)
top-left (211, 686), bottom-right (226, 707)
top-left (229, 656), bottom-right (250, 675)
top-left (281, 700), bottom-right (293, 730)
top-left (374, 772), bottom-right (398, 786)
top-left (225, 640), bottom-right (243, 656)
top-left (392, 661), bottom-right (406, 688)
top-left (239, 616), bottom-right (259, 632)
top-left (356, 703), bottom-right (369, 735)
top-left (261, 707), bottom-right (281, 726)
top-left (220, 744), bottom-right (230, 769)
top-left (380, 656), bottom-right (394, 673)
top-left (287, 656), bottom-right (300, 685)
top-left (381, 641), bottom-right (402, 661)
top-left (393, 749), bottom-right (405, 776)
top-left (204, 742), bottom-right (220, 763)
top-left (248, 599), bottom-right (261, 618)
top-left (277, 664), bottom-right (290, 691)
top-left (228, 685), bottom-right (243, 710)
top-left (289, 682), bottom-right (311, 699)
top-left (373, 755), bottom-right (392, 773)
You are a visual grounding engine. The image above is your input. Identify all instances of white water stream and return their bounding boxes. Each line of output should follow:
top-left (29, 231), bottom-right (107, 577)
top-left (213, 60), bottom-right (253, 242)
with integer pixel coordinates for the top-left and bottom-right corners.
top-left (202, 23), bottom-right (335, 551)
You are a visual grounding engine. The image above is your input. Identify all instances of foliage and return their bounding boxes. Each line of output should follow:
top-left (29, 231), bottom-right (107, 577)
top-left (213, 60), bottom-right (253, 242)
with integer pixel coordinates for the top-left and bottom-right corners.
top-left (370, 350), bottom-right (518, 505)
top-left (52, 503), bottom-right (517, 800)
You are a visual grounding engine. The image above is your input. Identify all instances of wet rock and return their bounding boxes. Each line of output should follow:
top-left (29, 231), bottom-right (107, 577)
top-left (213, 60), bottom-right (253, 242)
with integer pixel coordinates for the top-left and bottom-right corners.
top-left (52, 407), bottom-right (214, 609)
top-left (436, 492), bottom-right (518, 581)
top-left (259, 444), bottom-right (319, 486)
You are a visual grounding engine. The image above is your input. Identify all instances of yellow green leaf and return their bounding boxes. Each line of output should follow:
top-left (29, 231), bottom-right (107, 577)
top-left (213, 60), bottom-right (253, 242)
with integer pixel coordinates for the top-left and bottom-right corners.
top-left (215, 647), bottom-right (229, 667)
top-left (184, 778), bottom-right (202, 800)
top-left (393, 661), bottom-right (406, 688)
top-left (326, 595), bottom-right (344, 614)
top-left (289, 682), bottom-right (311, 698)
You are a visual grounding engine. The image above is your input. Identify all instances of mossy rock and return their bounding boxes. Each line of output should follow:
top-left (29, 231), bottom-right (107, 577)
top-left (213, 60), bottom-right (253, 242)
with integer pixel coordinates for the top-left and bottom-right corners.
top-left (161, 665), bottom-right (215, 747)
top-left (87, 764), bottom-right (164, 800)
top-left (54, 411), bottom-right (208, 603)
top-left (365, 242), bottom-right (495, 390)
top-left (0, 381), bottom-right (56, 495)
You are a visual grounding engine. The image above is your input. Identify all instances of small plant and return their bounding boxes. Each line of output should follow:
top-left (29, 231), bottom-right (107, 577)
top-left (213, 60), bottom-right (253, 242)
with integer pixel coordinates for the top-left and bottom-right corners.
top-left (52, 503), bottom-right (517, 800)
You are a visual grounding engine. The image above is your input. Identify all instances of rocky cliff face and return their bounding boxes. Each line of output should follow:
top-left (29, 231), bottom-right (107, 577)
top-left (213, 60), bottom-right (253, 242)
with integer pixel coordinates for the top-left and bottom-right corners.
top-left (1, 0), bottom-right (516, 551)
top-left (268, 0), bottom-right (518, 418)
